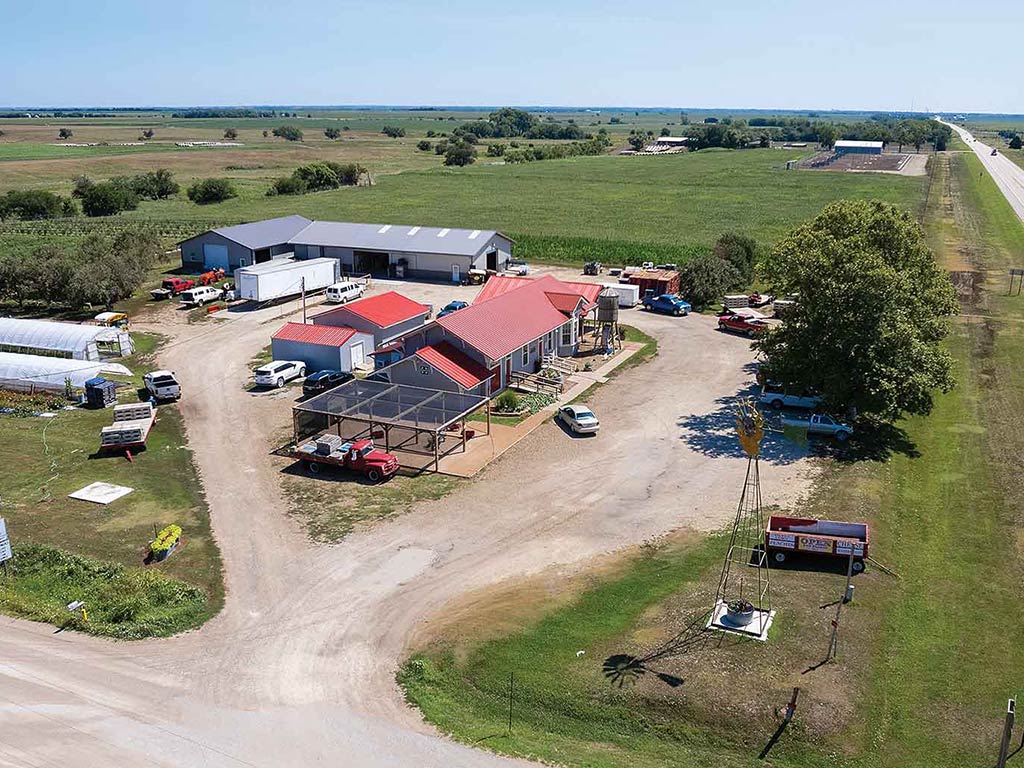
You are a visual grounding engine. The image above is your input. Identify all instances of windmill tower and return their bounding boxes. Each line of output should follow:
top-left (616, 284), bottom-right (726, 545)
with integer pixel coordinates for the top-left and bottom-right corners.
top-left (706, 398), bottom-right (775, 641)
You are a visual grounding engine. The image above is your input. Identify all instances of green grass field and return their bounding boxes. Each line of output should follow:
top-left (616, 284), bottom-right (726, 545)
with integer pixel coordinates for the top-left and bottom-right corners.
top-left (0, 332), bottom-right (224, 637)
top-left (398, 150), bottom-right (1024, 767)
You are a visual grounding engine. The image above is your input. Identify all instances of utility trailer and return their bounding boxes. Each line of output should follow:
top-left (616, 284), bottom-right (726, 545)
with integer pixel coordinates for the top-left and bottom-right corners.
top-left (599, 282), bottom-right (640, 308)
top-left (235, 258), bottom-right (340, 303)
top-left (765, 515), bottom-right (870, 572)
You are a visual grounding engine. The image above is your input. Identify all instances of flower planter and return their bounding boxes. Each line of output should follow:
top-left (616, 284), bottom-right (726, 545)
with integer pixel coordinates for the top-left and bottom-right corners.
top-left (153, 540), bottom-right (177, 562)
top-left (150, 524), bottom-right (182, 563)
top-left (725, 600), bottom-right (756, 627)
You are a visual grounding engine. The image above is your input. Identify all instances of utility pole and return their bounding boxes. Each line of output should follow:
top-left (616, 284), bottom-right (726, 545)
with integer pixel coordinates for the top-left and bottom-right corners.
top-left (301, 276), bottom-right (307, 323)
top-left (997, 698), bottom-right (1016, 768)
top-left (827, 551), bottom-right (856, 663)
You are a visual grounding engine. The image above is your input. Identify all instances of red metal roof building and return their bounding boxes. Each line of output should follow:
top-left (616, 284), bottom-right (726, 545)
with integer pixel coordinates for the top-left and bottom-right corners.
top-left (272, 322), bottom-right (357, 346)
top-left (414, 342), bottom-right (492, 389)
top-left (270, 322), bottom-right (375, 373)
top-left (313, 290), bottom-right (431, 346)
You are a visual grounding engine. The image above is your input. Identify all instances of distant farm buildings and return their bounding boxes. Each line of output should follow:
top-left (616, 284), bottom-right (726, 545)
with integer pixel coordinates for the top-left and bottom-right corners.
top-left (833, 140), bottom-right (884, 155)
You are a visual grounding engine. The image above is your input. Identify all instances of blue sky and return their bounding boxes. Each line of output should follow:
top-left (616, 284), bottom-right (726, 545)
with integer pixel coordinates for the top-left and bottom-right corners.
top-left (2, 0), bottom-right (1022, 113)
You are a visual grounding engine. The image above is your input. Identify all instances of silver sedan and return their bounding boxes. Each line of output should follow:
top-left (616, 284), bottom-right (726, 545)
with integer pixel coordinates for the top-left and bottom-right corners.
top-left (557, 404), bottom-right (600, 435)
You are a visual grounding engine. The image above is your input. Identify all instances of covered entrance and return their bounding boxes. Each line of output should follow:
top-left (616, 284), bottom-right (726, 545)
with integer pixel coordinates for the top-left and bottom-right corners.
top-left (354, 250), bottom-right (390, 276)
top-left (486, 250), bottom-right (498, 270)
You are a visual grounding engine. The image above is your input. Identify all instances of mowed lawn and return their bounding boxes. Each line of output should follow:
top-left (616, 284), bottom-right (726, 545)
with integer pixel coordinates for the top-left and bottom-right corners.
top-left (399, 151), bottom-right (1024, 768)
top-left (114, 150), bottom-right (924, 246)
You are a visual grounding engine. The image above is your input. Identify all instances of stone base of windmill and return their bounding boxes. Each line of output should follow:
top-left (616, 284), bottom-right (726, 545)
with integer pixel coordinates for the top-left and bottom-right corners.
top-left (706, 599), bottom-right (775, 642)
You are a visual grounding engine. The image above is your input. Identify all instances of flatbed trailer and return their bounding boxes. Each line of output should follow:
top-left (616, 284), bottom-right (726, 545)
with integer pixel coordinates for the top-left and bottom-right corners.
top-left (765, 515), bottom-right (869, 572)
top-left (99, 402), bottom-right (157, 451)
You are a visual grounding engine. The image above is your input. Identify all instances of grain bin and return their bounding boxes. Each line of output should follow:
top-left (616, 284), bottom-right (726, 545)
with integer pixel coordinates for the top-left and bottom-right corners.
top-left (597, 289), bottom-right (619, 324)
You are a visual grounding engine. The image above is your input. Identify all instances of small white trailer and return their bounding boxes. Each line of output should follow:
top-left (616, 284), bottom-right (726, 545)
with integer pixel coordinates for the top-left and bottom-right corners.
top-left (599, 282), bottom-right (641, 308)
top-left (236, 258), bottom-right (340, 303)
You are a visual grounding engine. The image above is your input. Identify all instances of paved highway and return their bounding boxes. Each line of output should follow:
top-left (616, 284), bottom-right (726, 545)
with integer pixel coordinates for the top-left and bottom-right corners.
top-left (941, 118), bottom-right (1024, 221)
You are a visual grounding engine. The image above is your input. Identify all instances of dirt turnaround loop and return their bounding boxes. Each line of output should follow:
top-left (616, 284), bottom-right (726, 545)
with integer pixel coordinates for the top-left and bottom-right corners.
top-left (0, 278), bottom-right (814, 767)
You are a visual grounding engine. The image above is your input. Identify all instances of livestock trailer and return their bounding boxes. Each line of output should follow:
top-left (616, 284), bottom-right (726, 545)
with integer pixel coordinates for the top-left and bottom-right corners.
top-left (236, 258), bottom-right (340, 303)
top-left (765, 515), bottom-right (870, 572)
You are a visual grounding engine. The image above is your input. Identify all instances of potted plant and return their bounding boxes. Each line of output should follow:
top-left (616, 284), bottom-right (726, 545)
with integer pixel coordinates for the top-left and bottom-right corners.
top-left (725, 599), bottom-right (755, 627)
top-left (150, 524), bottom-right (182, 562)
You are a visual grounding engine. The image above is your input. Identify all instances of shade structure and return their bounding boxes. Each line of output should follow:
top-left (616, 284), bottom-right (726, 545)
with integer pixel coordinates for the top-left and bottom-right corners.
top-left (0, 317), bottom-right (134, 360)
top-left (0, 352), bottom-right (106, 393)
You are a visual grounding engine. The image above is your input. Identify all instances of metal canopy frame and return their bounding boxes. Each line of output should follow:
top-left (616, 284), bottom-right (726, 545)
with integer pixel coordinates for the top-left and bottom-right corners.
top-left (292, 378), bottom-right (490, 471)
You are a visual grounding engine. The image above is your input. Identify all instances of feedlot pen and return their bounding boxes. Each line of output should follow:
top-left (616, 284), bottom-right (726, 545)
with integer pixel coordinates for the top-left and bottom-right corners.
top-left (292, 379), bottom-right (490, 472)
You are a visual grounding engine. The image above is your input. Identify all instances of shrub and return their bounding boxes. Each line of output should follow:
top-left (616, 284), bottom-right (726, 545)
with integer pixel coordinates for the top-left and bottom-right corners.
top-left (223, 127), bottom-right (238, 139)
top-left (0, 189), bottom-right (76, 221)
top-left (324, 127), bottom-right (342, 139)
top-left (486, 143), bottom-right (505, 157)
top-left (494, 390), bottom-right (520, 413)
top-left (271, 125), bottom-right (304, 142)
top-left (267, 175), bottom-right (308, 196)
top-left (1011, 135), bottom-right (1023, 150)
top-left (678, 252), bottom-right (739, 308)
top-left (444, 140), bottom-right (477, 167)
top-left (187, 178), bottom-right (237, 204)
top-left (381, 125), bottom-right (406, 138)
top-left (80, 182), bottom-right (138, 217)
top-left (416, 140), bottom-right (432, 151)
top-left (58, 127), bottom-right (73, 139)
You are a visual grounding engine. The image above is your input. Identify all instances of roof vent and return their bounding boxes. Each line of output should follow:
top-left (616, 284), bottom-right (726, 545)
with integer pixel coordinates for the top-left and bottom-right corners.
top-left (407, 226), bottom-right (421, 235)
top-left (437, 228), bottom-right (450, 238)
top-left (468, 230), bottom-right (481, 239)
top-left (377, 224), bottom-right (392, 234)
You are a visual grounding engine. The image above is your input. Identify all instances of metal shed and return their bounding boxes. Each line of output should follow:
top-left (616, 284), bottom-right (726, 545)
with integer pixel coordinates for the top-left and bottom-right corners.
top-left (292, 378), bottom-right (489, 471)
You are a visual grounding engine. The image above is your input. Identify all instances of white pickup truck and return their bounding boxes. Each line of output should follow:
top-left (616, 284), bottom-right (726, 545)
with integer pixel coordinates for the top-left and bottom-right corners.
top-left (781, 413), bottom-right (853, 442)
top-left (760, 384), bottom-right (821, 410)
top-left (143, 370), bottom-right (181, 401)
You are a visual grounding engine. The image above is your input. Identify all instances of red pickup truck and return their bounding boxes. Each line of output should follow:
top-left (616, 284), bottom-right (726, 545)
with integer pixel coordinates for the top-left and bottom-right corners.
top-left (293, 436), bottom-right (399, 482)
top-left (151, 277), bottom-right (197, 300)
top-left (718, 312), bottom-right (769, 337)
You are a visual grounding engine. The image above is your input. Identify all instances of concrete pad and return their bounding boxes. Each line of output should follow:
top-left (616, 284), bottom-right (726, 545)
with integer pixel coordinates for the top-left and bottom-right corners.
top-left (706, 599), bottom-right (775, 642)
top-left (68, 482), bottom-right (134, 505)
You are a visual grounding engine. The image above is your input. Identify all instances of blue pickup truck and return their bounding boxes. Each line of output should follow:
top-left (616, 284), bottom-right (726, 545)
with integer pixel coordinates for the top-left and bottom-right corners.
top-left (641, 293), bottom-right (691, 316)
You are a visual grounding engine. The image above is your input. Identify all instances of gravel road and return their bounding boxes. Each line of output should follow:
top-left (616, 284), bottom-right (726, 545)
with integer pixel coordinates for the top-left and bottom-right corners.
top-left (0, 280), bottom-right (815, 767)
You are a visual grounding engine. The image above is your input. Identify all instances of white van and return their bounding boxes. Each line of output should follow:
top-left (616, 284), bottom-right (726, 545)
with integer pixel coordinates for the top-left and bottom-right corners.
top-left (179, 286), bottom-right (222, 307)
top-left (325, 281), bottom-right (365, 304)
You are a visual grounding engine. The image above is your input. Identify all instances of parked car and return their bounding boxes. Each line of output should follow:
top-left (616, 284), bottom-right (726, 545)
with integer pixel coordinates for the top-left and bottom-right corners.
top-left (991, 148), bottom-right (998, 156)
top-left (179, 285), bottom-right (223, 307)
top-left (642, 293), bottom-right (691, 316)
top-left (718, 312), bottom-right (769, 337)
top-left (759, 383), bottom-right (821, 410)
top-left (438, 300), bottom-right (469, 318)
top-left (781, 413), bottom-right (853, 442)
top-left (302, 369), bottom-right (354, 396)
top-left (325, 281), bottom-right (365, 304)
top-left (507, 260), bottom-right (530, 276)
top-left (254, 360), bottom-right (306, 388)
top-left (556, 404), bottom-right (600, 435)
top-left (94, 311), bottom-right (129, 330)
top-left (640, 261), bottom-right (654, 270)
top-left (143, 370), bottom-right (181, 401)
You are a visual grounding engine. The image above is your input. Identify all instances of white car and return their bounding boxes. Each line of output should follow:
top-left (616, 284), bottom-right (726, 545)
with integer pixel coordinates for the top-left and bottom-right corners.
top-left (760, 384), bottom-right (821, 411)
top-left (143, 370), bottom-right (181, 401)
top-left (325, 281), bottom-right (365, 304)
top-left (507, 260), bottom-right (530, 276)
top-left (254, 360), bottom-right (306, 388)
top-left (557, 404), bottom-right (600, 435)
top-left (179, 286), bottom-right (222, 307)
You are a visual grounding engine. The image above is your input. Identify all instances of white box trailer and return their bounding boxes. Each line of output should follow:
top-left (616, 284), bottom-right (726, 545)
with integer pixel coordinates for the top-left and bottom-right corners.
top-left (236, 258), bottom-right (340, 303)
top-left (600, 282), bottom-right (641, 308)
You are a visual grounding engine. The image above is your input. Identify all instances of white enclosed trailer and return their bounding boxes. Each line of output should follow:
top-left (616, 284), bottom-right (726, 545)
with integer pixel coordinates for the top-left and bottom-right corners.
top-left (236, 258), bottom-right (340, 303)
top-left (599, 282), bottom-right (641, 308)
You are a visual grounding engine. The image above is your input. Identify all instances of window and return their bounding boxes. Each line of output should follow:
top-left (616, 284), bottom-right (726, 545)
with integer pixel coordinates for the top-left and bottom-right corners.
top-left (561, 322), bottom-right (572, 346)
top-left (520, 345), bottom-right (529, 366)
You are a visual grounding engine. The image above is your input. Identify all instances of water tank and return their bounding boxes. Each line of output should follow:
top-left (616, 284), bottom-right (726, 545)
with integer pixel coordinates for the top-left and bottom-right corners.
top-left (597, 289), bottom-right (619, 323)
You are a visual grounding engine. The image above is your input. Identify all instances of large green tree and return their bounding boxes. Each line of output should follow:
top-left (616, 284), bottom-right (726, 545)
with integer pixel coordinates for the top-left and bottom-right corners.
top-left (755, 200), bottom-right (958, 419)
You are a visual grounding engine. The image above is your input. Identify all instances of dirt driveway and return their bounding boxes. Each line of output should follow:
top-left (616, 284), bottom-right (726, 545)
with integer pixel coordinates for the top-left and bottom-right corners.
top-left (0, 278), bottom-right (814, 767)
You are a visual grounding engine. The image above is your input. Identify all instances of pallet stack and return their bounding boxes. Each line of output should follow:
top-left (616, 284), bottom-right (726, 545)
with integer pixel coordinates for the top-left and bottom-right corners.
top-left (100, 402), bottom-right (156, 449)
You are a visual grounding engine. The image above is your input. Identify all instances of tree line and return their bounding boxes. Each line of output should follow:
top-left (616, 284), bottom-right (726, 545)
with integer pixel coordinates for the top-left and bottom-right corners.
top-left (0, 228), bottom-right (161, 309)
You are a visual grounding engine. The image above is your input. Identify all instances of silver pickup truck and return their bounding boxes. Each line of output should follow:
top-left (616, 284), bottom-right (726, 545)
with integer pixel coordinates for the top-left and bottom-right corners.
top-left (781, 413), bottom-right (853, 442)
top-left (760, 385), bottom-right (821, 410)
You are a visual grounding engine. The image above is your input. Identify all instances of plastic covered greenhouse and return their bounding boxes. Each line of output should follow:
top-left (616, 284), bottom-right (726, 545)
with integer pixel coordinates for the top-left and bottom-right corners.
top-left (0, 317), bottom-right (134, 360)
top-left (0, 352), bottom-right (107, 393)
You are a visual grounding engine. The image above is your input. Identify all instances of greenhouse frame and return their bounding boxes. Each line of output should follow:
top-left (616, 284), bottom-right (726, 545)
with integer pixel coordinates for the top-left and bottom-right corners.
top-left (0, 317), bottom-right (134, 360)
top-left (0, 352), bottom-right (107, 394)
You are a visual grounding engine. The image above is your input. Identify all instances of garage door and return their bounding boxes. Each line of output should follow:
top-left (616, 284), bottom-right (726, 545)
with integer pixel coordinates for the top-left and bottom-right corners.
top-left (203, 243), bottom-right (230, 272)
